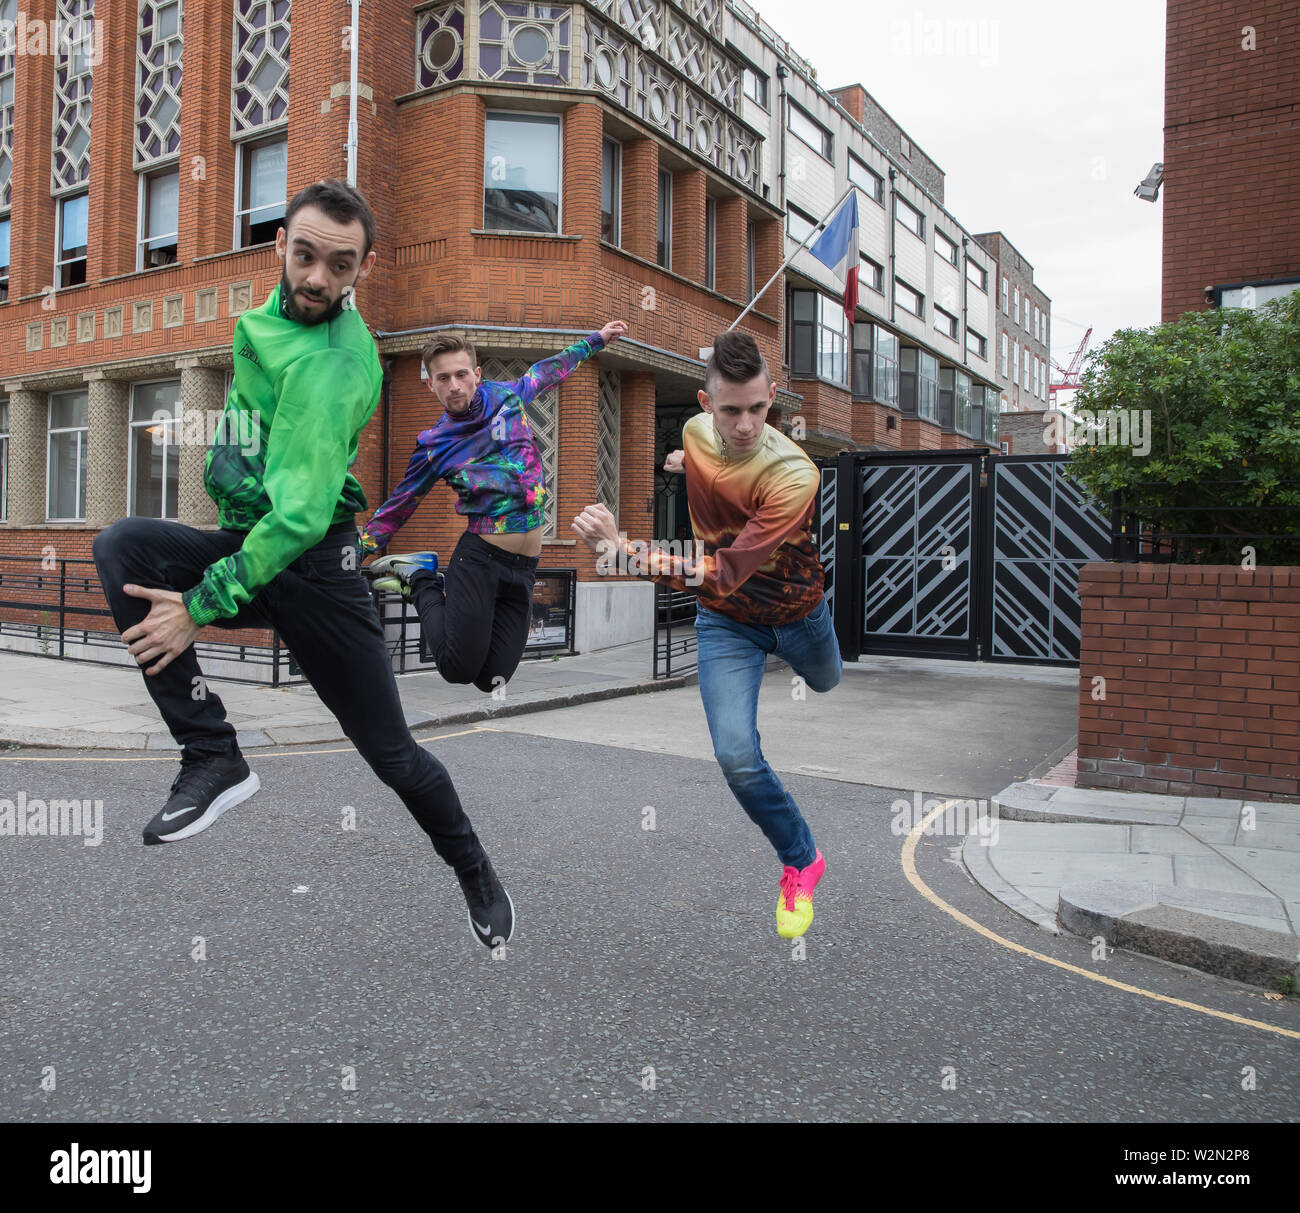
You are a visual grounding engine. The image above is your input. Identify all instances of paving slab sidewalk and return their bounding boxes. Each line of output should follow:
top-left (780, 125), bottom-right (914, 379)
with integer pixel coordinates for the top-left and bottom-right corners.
top-left (964, 781), bottom-right (1300, 990)
top-left (0, 640), bottom-right (695, 750)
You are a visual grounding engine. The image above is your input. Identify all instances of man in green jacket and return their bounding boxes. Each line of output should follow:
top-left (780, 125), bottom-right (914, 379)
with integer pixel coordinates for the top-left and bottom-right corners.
top-left (93, 180), bottom-right (514, 950)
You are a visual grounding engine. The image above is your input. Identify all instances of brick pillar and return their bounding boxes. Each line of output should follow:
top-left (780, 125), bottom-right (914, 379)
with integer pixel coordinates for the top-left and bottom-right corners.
top-left (177, 363), bottom-right (224, 527)
top-left (86, 0), bottom-right (140, 280)
top-left (177, 0), bottom-right (237, 261)
top-left (621, 138), bottom-right (658, 264)
top-left (714, 194), bottom-right (746, 300)
top-left (284, 0), bottom-right (349, 189)
top-left (564, 100), bottom-right (603, 262)
top-left (673, 168), bottom-right (706, 284)
top-left (10, 0), bottom-right (57, 300)
top-left (84, 374), bottom-right (130, 528)
top-left (3, 387), bottom-right (48, 526)
top-left (618, 370), bottom-right (656, 540)
top-left (751, 206), bottom-right (782, 319)
top-left (558, 362), bottom-right (600, 577)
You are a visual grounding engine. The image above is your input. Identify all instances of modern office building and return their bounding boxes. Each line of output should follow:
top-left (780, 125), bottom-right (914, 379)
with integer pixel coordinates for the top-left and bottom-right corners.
top-left (1, 0), bottom-right (1014, 665)
top-left (972, 230), bottom-right (1051, 415)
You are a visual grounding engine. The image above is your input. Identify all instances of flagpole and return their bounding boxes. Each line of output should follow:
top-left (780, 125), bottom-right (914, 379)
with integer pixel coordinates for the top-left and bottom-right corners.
top-left (726, 184), bottom-right (858, 332)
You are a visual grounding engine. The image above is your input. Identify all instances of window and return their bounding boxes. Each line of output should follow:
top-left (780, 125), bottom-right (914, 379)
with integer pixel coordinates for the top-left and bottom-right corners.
top-left (965, 258), bottom-right (987, 292)
top-left (1001, 276), bottom-right (1009, 315)
top-left (859, 254), bottom-right (883, 294)
top-left (742, 67), bottom-right (769, 109)
top-left (47, 390), bottom-right (88, 520)
top-left (787, 204), bottom-right (816, 245)
top-left (899, 347), bottom-right (938, 422)
top-left (745, 221), bottom-right (755, 299)
top-left (236, 136), bottom-right (287, 247)
top-left (848, 152), bottom-right (883, 205)
top-left (933, 304), bottom-right (958, 340)
top-left (1001, 331), bottom-right (1008, 377)
top-left (0, 216), bottom-right (8, 303)
top-left (138, 168), bottom-right (179, 269)
top-left (787, 101), bottom-right (832, 160)
top-left (1012, 340), bottom-right (1019, 385)
top-left (894, 277), bottom-right (923, 318)
top-left (895, 195), bottom-right (923, 239)
top-left (1023, 346), bottom-right (1031, 390)
top-left (851, 323), bottom-right (899, 405)
top-left (1034, 305), bottom-right (1041, 343)
top-left (484, 112), bottom-right (560, 235)
top-left (967, 328), bottom-right (987, 360)
top-left (657, 168), bottom-right (672, 268)
top-left (1013, 286), bottom-right (1020, 322)
top-left (56, 192), bottom-right (88, 287)
top-left (789, 289), bottom-right (848, 386)
top-left (129, 380), bottom-right (180, 519)
top-left (954, 370), bottom-right (973, 436)
top-left (1023, 295), bottom-right (1030, 331)
top-left (600, 137), bottom-right (621, 245)
top-left (935, 229), bottom-right (958, 266)
top-left (0, 396), bottom-right (7, 521)
top-left (705, 196), bottom-right (716, 290)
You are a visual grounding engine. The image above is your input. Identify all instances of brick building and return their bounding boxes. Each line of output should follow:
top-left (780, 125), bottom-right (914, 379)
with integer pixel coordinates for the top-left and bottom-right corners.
top-left (971, 231), bottom-right (1051, 415)
top-left (1, 0), bottom-right (1014, 668)
top-left (1162, 0), bottom-right (1300, 321)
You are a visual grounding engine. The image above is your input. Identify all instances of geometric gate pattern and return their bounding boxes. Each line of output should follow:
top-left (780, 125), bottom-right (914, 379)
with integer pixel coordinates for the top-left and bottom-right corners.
top-left (818, 461), bottom-right (836, 617)
top-left (862, 460), bottom-right (976, 652)
top-left (989, 458), bottom-right (1111, 662)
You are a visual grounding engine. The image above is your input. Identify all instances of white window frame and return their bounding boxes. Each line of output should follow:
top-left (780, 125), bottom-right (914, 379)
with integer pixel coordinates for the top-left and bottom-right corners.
top-left (1012, 340), bottom-right (1019, 386)
top-left (787, 204), bottom-right (816, 245)
top-left (137, 166), bottom-right (180, 271)
top-left (1001, 276), bottom-right (1009, 315)
top-left (0, 215), bottom-right (9, 302)
top-left (860, 253), bottom-right (883, 294)
top-left (787, 101), bottom-right (832, 161)
top-left (848, 151), bottom-right (883, 206)
top-left (234, 132), bottom-right (288, 249)
top-left (54, 191), bottom-right (89, 287)
top-left (46, 391), bottom-right (88, 522)
top-left (935, 228), bottom-right (958, 267)
top-left (127, 378), bottom-right (182, 519)
top-left (601, 136), bottom-right (621, 246)
top-left (933, 304), bottom-right (958, 340)
top-left (895, 277), bottom-right (923, 319)
top-left (482, 111), bottom-right (563, 236)
top-left (742, 67), bottom-right (769, 110)
top-left (965, 258), bottom-right (987, 292)
top-left (967, 328), bottom-right (986, 359)
top-left (895, 195), bottom-right (923, 239)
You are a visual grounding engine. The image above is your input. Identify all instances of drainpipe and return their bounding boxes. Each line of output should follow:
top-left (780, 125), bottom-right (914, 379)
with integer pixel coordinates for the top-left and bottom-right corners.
top-left (961, 234), bottom-right (969, 368)
top-left (346, 0), bottom-right (360, 185)
top-left (887, 168), bottom-right (897, 325)
top-left (776, 63), bottom-right (788, 212)
top-left (380, 357), bottom-right (393, 494)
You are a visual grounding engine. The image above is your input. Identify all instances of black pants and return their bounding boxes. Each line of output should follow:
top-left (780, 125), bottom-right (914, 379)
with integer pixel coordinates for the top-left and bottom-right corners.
top-left (411, 531), bottom-right (538, 694)
top-left (92, 518), bottom-right (487, 874)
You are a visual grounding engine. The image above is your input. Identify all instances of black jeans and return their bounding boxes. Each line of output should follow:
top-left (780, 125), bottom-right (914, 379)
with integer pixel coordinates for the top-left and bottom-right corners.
top-left (412, 531), bottom-right (538, 693)
top-left (92, 517), bottom-right (486, 874)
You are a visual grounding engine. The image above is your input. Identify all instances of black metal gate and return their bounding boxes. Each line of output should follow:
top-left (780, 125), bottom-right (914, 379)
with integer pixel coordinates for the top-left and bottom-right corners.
top-left (825, 450), bottom-right (1111, 666)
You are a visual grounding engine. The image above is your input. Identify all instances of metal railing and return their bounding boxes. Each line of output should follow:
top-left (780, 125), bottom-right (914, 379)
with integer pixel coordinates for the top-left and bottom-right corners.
top-left (1112, 480), bottom-right (1300, 565)
top-left (653, 583), bottom-right (698, 679)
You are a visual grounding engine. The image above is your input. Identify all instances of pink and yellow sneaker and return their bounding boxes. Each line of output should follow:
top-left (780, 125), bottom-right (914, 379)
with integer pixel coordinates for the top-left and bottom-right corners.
top-left (776, 850), bottom-right (825, 938)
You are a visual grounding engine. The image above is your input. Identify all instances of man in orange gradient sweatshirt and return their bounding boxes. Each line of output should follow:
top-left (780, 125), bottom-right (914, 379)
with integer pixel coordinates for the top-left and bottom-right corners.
top-left (573, 331), bottom-right (842, 939)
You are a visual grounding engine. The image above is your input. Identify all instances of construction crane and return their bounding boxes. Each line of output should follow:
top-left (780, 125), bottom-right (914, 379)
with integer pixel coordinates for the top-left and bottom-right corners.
top-left (1049, 326), bottom-right (1092, 408)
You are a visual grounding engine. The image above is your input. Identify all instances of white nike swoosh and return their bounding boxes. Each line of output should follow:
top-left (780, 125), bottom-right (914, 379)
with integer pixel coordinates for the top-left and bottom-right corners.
top-left (160, 807), bottom-right (196, 822)
top-left (473, 919), bottom-right (493, 937)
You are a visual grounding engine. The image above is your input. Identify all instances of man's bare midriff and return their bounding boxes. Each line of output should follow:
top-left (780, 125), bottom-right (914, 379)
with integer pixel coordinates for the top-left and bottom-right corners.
top-left (478, 527), bottom-right (544, 558)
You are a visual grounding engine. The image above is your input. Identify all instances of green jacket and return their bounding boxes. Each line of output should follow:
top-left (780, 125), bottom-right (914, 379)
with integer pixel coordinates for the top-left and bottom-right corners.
top-left (183, 284), bottom-right (382, 627)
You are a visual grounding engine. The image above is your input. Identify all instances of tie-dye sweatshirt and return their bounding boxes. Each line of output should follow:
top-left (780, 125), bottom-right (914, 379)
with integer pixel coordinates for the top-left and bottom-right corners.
top-left (628, 412), bottom-right (824, 625)
top-left (359, 333), bottom-right (605, 552)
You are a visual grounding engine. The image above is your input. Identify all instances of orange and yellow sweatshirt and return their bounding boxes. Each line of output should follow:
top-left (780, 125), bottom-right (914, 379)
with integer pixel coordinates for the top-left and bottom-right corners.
top-left (627, 413), bottom-right (825, 626)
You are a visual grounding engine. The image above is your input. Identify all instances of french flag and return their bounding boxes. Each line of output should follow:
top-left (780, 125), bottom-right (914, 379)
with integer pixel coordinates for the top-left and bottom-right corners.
top-left (808, 193), bottom-right (860, 323)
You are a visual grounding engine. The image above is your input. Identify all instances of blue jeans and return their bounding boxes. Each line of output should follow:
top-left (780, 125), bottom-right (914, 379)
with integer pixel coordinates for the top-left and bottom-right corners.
top-left (694, 595), bottom-right (843, 869)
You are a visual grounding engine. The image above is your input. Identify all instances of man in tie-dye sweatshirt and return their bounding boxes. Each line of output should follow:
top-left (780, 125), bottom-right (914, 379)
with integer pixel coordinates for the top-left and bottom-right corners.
top-left (572, 331), bottom-right (842, 940)
top-left (360, 320), bottom-right (627, 691)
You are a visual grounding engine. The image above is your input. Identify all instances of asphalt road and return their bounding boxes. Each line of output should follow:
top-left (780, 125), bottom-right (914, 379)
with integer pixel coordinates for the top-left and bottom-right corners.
top-left (2, 704), bottom-right (1297, 1122)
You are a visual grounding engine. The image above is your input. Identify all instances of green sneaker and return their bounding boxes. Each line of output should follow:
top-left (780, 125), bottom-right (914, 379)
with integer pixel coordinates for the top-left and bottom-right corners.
top-left (363, 551), bottom-right (440, 596)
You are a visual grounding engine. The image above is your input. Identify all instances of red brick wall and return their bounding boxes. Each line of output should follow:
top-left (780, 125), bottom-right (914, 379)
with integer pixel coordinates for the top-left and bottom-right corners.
top-left (1163, 0), bottom-right (1300, 321)
top-left (1077, 564), bottom-right (1300, 801)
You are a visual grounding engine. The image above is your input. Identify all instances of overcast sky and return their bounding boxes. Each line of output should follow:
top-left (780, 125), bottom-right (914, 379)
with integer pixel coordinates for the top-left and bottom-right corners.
top-left (747, 0), bottom-right (1167, 375)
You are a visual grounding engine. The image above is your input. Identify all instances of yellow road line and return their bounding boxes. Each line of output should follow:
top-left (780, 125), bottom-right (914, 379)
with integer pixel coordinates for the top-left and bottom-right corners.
top-left (0, 725), bottom-right (495, 763)
top-left (902, 799), bottom-right (1300, 1041)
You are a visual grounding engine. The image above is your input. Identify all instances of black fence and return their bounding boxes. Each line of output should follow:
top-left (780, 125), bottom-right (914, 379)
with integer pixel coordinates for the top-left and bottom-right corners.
top-left (1112, 479), bottom-right (1300, 565)
top-left (0, 556), bottom-right (577, 684)
top-left (653, 583), bottom-right (698, 679)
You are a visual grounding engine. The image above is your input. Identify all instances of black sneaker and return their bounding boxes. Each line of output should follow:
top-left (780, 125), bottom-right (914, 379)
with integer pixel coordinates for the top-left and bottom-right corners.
top-left (143, 752), bottom-right (260, 845)
top-left (456, 856), bottom-right (516, 949)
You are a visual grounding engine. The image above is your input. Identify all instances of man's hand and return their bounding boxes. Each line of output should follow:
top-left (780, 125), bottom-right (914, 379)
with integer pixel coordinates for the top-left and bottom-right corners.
top-left (571, 503), bottom-right (622, 557)
top-left (120, 585), bottom-right (202, 676)
top-left (663, 448), bottom-right (685, 473)
top-left (599, 319), bottom-right (629, 345)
